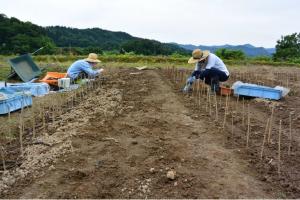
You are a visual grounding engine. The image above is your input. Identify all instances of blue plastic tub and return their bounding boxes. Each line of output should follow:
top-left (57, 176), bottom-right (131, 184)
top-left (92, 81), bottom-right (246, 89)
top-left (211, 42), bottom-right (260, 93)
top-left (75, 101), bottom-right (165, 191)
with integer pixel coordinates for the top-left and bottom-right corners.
top-left (0, 87), bottom-right (32, 114)
top-left (234, 83), bottom-right (282, 100)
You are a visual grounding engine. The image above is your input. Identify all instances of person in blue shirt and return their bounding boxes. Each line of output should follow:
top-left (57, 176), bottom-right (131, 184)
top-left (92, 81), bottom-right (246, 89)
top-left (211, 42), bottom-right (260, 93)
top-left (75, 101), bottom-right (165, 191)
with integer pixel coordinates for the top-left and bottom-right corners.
top-left (67, 53), bottom-right (104, 81)
top-left (183, 49), bottom-right (230, 93)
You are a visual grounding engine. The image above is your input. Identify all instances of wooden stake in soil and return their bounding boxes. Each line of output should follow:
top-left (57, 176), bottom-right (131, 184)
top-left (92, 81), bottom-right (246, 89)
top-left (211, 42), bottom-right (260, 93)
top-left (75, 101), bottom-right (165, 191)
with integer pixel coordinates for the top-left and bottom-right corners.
top-left (242, 98), bottom-right (245, 126)
top-left (52, 103), bottom-right (55, 124)
top-left (260, 118), bottom-right (270, 160)
top-left (206, 87), bottom-right (209, 112)
top-left (7, 105), bottom-right (11, 137)
top-left (42, 105), bottom-right (46, 134)
top-left (288, 113), bottom-right (292, 156)
top-left (32, 109), bottom-right (36, 139)
top-left (278, 120), bottom-right (282, 175)
top-left (1, 146), bottom-right (6, 171)
top-left (198, 84), bottom-right (201, 107)
top-left (215, 92), bottom-right (218, 121)
top-left (231, 113), bottom-right (234, 142)
top-left (268, 105), bottom-right (275, 143)
top-left (246, 104), bottom-right (251, 148)
top-left (208, 90), bottom-right (212, 116)
top-left (222, 94), bottom-right (229, 129)
top-left (235, 94), bottom-right (239, 112)
top-left (19, 100), bottom-right (24, 156)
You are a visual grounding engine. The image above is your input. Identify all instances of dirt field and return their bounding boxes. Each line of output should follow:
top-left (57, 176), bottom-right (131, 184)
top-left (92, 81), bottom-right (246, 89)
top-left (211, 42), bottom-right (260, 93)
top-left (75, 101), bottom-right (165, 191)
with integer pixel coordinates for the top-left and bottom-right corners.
top-left (1, 66), bottom-right (300, 198)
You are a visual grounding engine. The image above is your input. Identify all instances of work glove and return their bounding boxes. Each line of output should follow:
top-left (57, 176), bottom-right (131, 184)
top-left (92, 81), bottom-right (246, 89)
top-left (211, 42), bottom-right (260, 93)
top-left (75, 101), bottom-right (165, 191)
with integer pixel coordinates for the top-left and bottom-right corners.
top-left (97, 68), bottom-right (104, 74)
top-left (183, 76), bottom-right (195, 93)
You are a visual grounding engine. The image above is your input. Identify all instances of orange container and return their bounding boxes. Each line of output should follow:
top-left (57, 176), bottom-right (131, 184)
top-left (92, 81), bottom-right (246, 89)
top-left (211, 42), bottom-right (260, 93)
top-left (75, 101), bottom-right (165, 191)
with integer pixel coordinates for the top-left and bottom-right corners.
top-left (220, 86), bottom-right (233, 96)
top-left (39, 72), bottom-right (67, 86)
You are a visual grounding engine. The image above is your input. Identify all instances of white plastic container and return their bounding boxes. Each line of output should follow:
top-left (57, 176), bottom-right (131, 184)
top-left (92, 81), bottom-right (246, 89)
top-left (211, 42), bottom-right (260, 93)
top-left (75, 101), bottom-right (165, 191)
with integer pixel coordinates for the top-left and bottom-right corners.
top-left (58, 78), bottom-right (70, 89)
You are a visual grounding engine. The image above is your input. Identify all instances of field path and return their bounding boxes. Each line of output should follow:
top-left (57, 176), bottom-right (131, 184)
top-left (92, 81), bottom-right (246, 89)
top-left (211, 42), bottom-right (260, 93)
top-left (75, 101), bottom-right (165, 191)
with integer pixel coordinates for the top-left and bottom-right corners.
top-left (4, 69), bottom-right (279, 198)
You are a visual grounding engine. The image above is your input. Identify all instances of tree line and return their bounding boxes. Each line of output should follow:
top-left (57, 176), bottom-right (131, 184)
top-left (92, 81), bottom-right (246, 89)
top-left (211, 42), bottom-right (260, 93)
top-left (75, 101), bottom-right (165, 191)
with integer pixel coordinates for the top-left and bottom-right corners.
top-left (0, 13), bottom-right (300, 62)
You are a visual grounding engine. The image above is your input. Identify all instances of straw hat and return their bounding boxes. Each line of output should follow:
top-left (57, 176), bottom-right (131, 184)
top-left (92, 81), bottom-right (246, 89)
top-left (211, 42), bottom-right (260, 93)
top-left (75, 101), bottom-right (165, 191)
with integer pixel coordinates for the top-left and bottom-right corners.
top-left (85, 53), bottom-right (101, 63)
top-left (188, 49), bottom-right (210, 64)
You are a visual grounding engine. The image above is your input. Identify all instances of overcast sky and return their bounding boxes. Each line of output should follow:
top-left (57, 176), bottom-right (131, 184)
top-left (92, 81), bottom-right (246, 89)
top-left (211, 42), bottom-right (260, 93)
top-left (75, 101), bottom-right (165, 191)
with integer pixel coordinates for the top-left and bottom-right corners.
top-left (1, 0), bottom-right (300, 48)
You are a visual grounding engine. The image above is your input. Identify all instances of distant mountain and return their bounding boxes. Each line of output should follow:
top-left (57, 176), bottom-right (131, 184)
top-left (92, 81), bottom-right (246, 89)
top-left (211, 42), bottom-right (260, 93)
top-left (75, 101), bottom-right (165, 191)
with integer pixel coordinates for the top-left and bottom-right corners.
top-left (178, 43), bottom-right (275, 57)
top-left (266, 48), bottom-right (276, 55)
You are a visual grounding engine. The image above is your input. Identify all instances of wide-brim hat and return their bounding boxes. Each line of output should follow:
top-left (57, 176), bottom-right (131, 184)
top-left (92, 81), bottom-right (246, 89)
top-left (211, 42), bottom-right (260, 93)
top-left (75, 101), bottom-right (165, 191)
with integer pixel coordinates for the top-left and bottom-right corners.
top-left (188, 49), bottom-right (210, 64)
top-left (85, 53), bottom-right (101, 63)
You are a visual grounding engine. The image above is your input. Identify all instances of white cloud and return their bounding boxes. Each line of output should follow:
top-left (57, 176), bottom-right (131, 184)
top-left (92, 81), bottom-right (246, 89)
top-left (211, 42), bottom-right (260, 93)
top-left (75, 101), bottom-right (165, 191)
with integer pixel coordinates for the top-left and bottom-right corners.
top-left (1, 0), bottom-right (300, 47)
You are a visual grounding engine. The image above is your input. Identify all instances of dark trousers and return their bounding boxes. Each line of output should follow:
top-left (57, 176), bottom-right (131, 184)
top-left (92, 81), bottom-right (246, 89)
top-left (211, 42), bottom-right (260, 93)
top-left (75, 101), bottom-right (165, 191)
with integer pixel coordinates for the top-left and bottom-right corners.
top-left (192, 68), bottom-right (229, 92)
top-left (192, 68), bottom-right (229, 84)
top-left (68, 71), bottom-right (89, 84)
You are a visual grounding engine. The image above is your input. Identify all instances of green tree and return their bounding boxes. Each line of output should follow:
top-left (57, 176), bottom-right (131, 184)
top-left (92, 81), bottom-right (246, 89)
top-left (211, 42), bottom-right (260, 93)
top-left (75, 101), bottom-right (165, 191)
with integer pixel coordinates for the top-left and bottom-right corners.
top-left (273, 33), bottom-right (300, 61)
top-left (0, 14), bottom-right (56, 55)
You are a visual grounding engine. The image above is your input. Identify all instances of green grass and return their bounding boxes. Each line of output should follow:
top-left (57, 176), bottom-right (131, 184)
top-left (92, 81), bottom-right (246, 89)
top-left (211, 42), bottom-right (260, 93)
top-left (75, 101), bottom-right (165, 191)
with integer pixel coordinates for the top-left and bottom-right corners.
top-left (1, 54), bottom-right (300, 81)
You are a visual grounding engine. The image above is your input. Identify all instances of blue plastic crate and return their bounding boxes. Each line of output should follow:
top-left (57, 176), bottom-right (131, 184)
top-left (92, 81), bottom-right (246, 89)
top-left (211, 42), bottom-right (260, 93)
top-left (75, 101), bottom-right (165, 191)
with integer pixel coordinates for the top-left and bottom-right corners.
top-left (234, 84), bottom-right (282, 100)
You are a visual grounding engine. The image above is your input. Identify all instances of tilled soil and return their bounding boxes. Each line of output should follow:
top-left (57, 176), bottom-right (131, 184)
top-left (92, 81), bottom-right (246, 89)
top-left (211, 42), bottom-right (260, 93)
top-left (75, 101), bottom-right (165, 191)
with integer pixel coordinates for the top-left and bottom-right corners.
top-left (1, 68), bottom-right (299, 198)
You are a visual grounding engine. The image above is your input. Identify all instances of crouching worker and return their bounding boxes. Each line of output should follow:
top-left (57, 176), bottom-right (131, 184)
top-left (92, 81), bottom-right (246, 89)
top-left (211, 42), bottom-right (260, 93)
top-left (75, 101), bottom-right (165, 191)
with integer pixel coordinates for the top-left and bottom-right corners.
top-left (183, 49), bottom-right (229, 93)
top-left (67, 53), bottom-right (104, 82)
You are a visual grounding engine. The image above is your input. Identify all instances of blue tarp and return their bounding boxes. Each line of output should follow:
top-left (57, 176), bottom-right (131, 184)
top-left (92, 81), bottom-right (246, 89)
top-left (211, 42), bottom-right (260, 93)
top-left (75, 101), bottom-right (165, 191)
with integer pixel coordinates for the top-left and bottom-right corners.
top-left (0, 87), bottom-right (32, 114)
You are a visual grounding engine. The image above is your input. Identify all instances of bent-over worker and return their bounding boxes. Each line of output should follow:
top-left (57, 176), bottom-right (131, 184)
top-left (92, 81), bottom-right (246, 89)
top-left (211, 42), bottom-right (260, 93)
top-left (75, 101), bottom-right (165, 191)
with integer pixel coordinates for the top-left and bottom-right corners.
top-left (183, 49), bottom-right (229, 93)
top-left (67, 53), bottom-right (104, 81)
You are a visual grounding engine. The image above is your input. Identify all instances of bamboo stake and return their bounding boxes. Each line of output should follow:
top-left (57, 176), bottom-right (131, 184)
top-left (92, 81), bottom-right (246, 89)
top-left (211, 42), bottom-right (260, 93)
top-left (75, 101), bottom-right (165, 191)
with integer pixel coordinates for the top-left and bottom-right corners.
top-left (32, 108), bottom-right (36, 139)
top-left (231, 113), bottom-right (234, 142)
top-left (235, 94), bottom-right (239, 112)
top-left (242, 98), bottom-right (245, 126)
top-left (42, 105), bottom-right (46, 134)
top-left (198, 83), bottom-right (201, 107)
top-left (246, 104), bottom-right (250, 148)
top-left (1, 146), bottom-right (6, 171)
top-left (288, 113), bottom-right (292, 156)
top-left (215, 92), bottom-right (218, 121)
top-left (260, 118), bottom-right (270, 160)
top-left (19, 100), bottom-right (24, 156)
top-left (268, 105), bottom-right (275, 143)
top-left (206, 87), bottom-right (209, 112)
top-left (219, 93), bottom-right (222, 108)
top-left (208, 89), bottom-right (212, 116)
top-left (278, 120), bottom-right (282, 175)
top-left (7, 105), bottom-right (11, 137)
top-left (52, 103), bottom-right (55, 124)
top-left (201, 78), bottom-right (205, 97)
top-left (222, 94), bottom-right (229, 129)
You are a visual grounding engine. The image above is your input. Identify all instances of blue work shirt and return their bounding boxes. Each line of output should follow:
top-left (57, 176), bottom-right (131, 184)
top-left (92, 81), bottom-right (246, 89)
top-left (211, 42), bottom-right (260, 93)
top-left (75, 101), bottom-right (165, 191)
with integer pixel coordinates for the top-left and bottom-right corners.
top-left (67, 60), bottom-right (99, 79)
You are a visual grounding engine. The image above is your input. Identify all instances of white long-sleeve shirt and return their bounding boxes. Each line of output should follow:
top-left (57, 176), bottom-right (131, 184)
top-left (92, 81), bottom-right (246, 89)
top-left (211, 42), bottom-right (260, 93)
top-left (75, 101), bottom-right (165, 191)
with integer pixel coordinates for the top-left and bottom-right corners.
top-left (194, 53), bottom-right (229, 76)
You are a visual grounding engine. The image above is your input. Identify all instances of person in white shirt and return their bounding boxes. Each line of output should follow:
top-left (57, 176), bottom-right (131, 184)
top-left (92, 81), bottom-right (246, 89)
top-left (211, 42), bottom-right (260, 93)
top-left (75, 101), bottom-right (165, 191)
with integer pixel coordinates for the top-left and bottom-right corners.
top-left (183, 49), bottom-right (230, 93)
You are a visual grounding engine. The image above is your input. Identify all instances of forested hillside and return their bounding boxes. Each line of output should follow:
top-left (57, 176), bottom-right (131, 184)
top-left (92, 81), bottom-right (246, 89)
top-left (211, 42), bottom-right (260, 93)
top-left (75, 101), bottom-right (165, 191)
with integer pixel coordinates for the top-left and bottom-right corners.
top-left (0, 14), bottom-right (189, 55)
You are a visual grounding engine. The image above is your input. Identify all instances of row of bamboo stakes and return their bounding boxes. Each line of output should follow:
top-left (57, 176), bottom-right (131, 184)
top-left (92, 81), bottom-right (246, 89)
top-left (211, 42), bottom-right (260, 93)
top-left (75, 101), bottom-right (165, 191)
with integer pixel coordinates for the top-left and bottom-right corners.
top-left (230, 70), bottom-right (300, 89)
top-left (1, 76), bottom-right (104, 172)
top-left (165, 66), bottom-right (295, 175)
